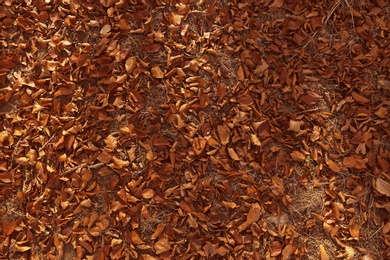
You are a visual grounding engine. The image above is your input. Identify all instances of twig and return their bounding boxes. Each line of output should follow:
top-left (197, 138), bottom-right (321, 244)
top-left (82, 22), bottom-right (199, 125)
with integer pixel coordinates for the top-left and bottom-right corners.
top-left (60, 163), bottom-right (106, 176)
top-left (38, 132), bottom-right (57, 152)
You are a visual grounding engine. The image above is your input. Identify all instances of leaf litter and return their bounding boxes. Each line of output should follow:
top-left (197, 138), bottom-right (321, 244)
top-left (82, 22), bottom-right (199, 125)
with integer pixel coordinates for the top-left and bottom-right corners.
top-left (0, 0), bottom-right (389, 259)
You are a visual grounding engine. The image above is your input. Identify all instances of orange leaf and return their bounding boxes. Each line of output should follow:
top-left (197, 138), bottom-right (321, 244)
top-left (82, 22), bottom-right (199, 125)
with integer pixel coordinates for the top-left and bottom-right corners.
top-left (270, 241), bottom-right (282, 257)
top-left (151, 66), bottom-right (164, 79)
top-left (216, 84), bottom-right (226, 98)
top-left (375, 107), bottom-right (388, 118)
top-left (246, 203), bottom-right (262, 223)
top-left (154, 234), bottom-right (171, 254)
top-left (131, 230), bottom-right (144, 245)
top-left (228, 148), bottom-right (240, 161)
top-left (328, 160), bottom-right (341, 173)
top-left (269, 0), bottom-right (283, 10)
top-left (349, 219), bottom-right (360, 240)
top-left (281, 244), bottom-right (296, 259)
top-left (351, 92), bottom-right (369, 104)
top-left (237, 66), bottom-right (245, 81)
top-left (343, 156), bottom-right (357, 168)
top-left (290, 151), bottom-right (305, 162)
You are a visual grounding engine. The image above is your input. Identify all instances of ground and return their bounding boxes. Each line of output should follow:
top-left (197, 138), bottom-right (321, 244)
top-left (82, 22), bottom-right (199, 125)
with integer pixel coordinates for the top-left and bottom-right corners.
top-left (0, 0), bottom-right (389, 259)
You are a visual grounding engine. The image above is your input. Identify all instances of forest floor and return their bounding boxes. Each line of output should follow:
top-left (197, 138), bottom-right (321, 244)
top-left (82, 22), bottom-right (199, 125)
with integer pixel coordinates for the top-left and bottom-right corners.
top-left (0, 0), bottom-right (389, 259)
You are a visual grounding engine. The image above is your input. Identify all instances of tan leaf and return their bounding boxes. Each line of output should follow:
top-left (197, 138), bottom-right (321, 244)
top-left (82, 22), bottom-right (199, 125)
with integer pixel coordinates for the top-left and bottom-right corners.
top-left (125, 56), bottom-right (137, 73)
top-left (251, 134), bottom-right (261, 146)
top-left (288, 120), bottom-right (302, 132)
top-left (111, 156), bottom-right (130, 169)
top-left (16, 157), bottom-right (30, 166)
top-left (228, 148), bottom-right (240, 161)
top-left (290, 151), bottom-right (305, 162)
top-left (345, 246), bottom-right (355, 260)
top-left (319, 244), bottom-right (329, 260)
top-left (217, 125), bottom-right (230, 145)
top-left (80, 199), bottom-right (92, 207)
top-left (100, 24), bottom-right (111, 34)
top-left (151, 66), bottom-right (164, 79)
top-left (374, 178), bottom-right (390, 196)
top-left (169, 12), bottom-right (182, 26)
top-left (237, 66), bottom-right (245, 81)
top-left (154, 234), bottom-right (171, 254)
top-left (105, 135), bottom-right (118, 150)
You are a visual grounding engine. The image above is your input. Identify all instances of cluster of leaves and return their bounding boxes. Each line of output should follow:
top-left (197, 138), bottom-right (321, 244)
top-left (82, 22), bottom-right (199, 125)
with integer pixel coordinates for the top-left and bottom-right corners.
top-left (0, 0), bottom-right (389, 259)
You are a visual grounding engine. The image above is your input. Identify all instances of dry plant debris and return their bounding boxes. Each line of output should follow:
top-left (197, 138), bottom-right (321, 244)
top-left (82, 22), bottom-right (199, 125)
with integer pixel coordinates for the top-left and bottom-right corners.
top-left (0, 0), bottom-right (389, 259)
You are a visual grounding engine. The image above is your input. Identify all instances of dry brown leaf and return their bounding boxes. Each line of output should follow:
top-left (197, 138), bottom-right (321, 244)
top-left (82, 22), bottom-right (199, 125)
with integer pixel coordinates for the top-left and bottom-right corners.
top-left (131, 230), bottom-right (144, 245)
top-left (237, 66), bottom-right (245, 81)
top-left (328, 160), bottom-right (341, 173)
top-left (251, 134), bottom-right (261, 146)
top-left (374, 178), bottom-right (390, 196)
top-left (375, 107), bottom-right (388, 118)
top-left (228, 148), bottom-right (240, 161)
top-left (288, 120), bottom-right (302, 132)
top-left (217, 125), bottom-right (230, 145)
top-left (382, 221), bottom-right (390, 234)
top-left (290, 151), bottom-right (306, 162)
top-left (281, 244), bottom-right (296, 260)
top-left (319, 244), bottom-right (330, 260)
top-left (246, 203), bottom-right (262, 223)
top-left (151, 66), bottom-right (164, 79)
top-left (349, 220), bottom-right (360, 240)
top-left (142, 189), bottom-right (155, 199)
top-left (270, 241), bottom-right (282, 256)
top-left (125, 56), bottom-right (137, 73)
top-left (154, 234), bottom-right (171, 254)
top-left (351, 92), bottom-right (369, 104)
top-left (269, 0), bottom-right (284, 10)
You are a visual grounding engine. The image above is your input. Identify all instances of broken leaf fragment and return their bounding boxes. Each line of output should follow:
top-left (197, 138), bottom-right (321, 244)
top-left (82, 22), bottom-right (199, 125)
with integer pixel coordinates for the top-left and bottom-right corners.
top-left (151, 66), bottom-right (164, 79)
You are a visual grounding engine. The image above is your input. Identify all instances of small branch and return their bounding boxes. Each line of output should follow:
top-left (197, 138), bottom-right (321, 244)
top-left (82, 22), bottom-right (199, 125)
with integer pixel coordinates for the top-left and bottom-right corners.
top-left (61, 163), bottom-right (105, 176)
top-left (38, 132), bottom-right (57, 152)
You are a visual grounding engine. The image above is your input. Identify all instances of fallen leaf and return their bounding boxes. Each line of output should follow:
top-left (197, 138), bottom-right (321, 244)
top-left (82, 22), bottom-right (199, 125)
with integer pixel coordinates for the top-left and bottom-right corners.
top-left (154, 234), bottom-right (171, 254)
top-left (269, 0), bottom-right (284, 10)
top-left (328, 160), bottom-right (341, 173)
top-left (125, 56), bottom-right (137, 73)
top-left (375, 107), bottom-right (388, 118)
top-left (228, 148), bottom-right (240, 161)
top-left (290, 151), bottom-right (305, 162)
top-left (270, 241), bottom-right (282, 256)
top-left (374, 178), bottom-right (390, 196)
top-left (319, 244), bottom-right (329, 260)
top-left (281, 244), bottom-right (296, 260)
top-left (151, 66), bottom-right (164, 78)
